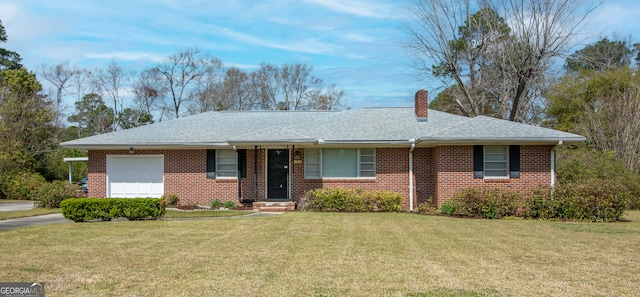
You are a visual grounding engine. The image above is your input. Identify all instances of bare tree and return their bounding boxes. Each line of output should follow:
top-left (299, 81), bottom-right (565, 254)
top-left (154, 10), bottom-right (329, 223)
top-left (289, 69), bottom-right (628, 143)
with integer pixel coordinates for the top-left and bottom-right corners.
top-left (219, 67), bottom-right (256, 110)
top-left (152, 48), bottom-right (223, 119)
top-left (405, 0), bottom-right (599, 123)
top-left (131, 68), bottom-right (166, 121)
top-left (306, 85), bottom-right (345, 110)
top-left (39, 62), bottom-right (79, 136)
top-left (250, 63), bottom-right (329, 110)
top-left (189, 67), bottom-right (257, 113)
top-left (94, 61), bottom-right (133, 131)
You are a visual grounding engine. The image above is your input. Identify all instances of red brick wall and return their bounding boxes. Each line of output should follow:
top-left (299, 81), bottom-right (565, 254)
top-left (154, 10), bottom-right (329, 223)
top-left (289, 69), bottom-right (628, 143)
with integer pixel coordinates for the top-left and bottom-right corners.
top-left (87, 145), bottom-right (554, 210)
top-left (414, 147), bottom-right (436, 206)
top-left (88, 149), bottom-right (260, 206)
top-left (292, 148), bottom-right (412, 209)
top-left (432, 145), bottom-right (553, 206)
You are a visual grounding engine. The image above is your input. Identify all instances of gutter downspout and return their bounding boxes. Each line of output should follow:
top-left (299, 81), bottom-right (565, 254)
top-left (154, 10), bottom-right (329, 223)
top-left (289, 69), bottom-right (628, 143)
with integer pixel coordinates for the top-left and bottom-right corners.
top-left (254, 145), bottom-right (258, 202)
top-left (234, 146), bottom-right (242, 203)
top-left (551, 140), bottom-right (562, 188)
top-left (409, 139), bottom-right (416, 212)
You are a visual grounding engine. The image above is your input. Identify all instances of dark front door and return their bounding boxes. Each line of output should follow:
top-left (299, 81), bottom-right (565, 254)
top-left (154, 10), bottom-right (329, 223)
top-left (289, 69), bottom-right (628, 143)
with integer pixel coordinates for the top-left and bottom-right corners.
top-left (267, 149), bottom-right (289, 199)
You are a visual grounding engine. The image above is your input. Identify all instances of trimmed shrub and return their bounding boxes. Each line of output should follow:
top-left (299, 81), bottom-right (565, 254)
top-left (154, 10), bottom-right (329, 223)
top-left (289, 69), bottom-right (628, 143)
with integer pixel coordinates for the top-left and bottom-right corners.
top-left (372, 190), bottom-right (402, 212)
top-left (33, 180), bottom-right (80, 208)
top-left (305, 188), bottom-right (373, 212)
top-left (445, 181), bottom-right (627, 221)
top-left (303, 188), bottom-right (402, 212)
top-left (444, 188), bottom-right (522, 219)
top-left (60, 198), bottom-right (166, 222)
top-left (210, 199), bottom-right (222, 209)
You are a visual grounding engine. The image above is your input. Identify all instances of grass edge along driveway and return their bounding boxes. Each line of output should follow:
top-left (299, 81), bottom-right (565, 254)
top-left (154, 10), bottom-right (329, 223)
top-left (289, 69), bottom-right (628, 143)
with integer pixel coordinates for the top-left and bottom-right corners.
top-left (0, 211), bottom-right (638, 296)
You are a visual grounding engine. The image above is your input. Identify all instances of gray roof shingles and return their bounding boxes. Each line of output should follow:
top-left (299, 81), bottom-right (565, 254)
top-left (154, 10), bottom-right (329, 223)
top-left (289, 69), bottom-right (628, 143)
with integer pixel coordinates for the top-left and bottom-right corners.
top-left (60, 107), bottom-right (585, 148)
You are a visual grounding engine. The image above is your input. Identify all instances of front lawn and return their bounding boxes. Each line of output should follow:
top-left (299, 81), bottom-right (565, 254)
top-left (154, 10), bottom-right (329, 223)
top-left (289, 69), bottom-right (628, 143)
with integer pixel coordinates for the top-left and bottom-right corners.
top-left (164, 209), bottom-right (254, 218)
top-left (0, 211), bottom-right (638, 296)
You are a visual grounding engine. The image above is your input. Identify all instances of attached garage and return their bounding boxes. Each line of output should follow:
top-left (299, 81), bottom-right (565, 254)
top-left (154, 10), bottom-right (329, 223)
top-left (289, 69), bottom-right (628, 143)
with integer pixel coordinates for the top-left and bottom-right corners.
top-left (107, 155), bottom-right (164, 198)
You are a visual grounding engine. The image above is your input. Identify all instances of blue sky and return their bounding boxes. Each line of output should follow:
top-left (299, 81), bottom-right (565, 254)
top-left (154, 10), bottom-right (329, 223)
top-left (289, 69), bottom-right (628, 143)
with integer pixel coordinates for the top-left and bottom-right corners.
top-left (1, 0), bottom-right (639, 109)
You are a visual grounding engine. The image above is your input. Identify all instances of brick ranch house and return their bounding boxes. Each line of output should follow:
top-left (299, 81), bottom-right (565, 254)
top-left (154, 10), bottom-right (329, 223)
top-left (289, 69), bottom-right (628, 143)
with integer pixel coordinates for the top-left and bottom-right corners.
top-left (61, 90), bottom-right (585, 211)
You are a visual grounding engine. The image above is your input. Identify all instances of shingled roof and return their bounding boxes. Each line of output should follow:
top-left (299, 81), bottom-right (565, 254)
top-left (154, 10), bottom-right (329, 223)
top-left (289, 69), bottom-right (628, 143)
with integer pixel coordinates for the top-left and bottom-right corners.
top-left (60, 107), bottom-right (585, 149)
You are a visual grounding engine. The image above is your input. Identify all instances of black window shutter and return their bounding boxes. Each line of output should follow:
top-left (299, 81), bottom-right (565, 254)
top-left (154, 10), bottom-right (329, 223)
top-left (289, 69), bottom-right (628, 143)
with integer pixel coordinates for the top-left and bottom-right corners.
top-left (509, 145), bottom-right (520, 178)
top-left (206, 149), bottom-right (216, 178)
top-left (237, 149), bottom-right (247, 178)
top-left (473, 145), bottom-right (484, 179)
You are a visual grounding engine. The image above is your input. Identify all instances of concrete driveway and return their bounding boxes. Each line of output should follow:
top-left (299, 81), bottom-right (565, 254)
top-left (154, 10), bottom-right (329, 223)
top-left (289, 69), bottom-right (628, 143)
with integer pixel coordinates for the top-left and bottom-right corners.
top-left (0, 214), bottom-right (70, 231)
top-left (0, 202), bottom-right (71, 231)
top-left (0, 201), bottom-right (36, 212)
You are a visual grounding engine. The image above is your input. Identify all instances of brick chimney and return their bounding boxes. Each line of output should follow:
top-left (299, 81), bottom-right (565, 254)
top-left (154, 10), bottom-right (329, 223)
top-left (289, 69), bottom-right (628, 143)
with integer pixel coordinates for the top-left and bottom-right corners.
top-left (415, 89), bottom-right (428, 122)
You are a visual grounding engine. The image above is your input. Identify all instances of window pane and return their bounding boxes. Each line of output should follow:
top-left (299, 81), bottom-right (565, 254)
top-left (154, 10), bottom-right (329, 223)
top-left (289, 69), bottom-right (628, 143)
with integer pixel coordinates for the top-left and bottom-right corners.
top-left (359, 148), bottom-right (375, 177)
top-left (360, 171), bottom-right (375, 177)
top-left (360, 155), bottom-right (374, 163)
top-left (485, 154), bottom-right (507, 162)
top-left (484, 146), bottom-right (508, 177)
top-left (485, 146), bottom-right (507, 154)
top-left (323, 148), bottom-right (357, 177)
top-left (216, 150), bottom-right (237, 177)
top-left (305, 149), bottom-right (321, 178)
top-left (360, 163), bottom-right (374, 171)
top-left (485, 169), bottom-right (508, 177)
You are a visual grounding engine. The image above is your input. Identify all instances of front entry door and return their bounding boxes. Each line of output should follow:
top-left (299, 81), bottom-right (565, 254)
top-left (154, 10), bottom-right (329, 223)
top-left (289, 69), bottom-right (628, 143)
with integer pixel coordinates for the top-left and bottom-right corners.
top-left (267, 149), bottom-right (289, 199)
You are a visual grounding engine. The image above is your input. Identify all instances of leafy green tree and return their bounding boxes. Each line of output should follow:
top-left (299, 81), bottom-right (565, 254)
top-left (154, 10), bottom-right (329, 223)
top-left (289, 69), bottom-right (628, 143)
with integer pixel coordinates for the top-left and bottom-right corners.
top-left (117, 108), bottom-right (153, 129)
top-left (68, 93), bottom-right (114, 137)
top-left (0, 68), bottom-right (56, 174)
top-left (0, 20), bottom-right (22, 71)
top-left (546, 66), bottom-right (640, 172)
top-left (566, 38), bottom-right (632, 73)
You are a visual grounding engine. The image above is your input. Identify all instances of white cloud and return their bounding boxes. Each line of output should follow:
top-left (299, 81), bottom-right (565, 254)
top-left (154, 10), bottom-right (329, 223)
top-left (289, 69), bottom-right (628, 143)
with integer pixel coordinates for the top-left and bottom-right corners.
top-left (303, 0), bottom-right (402, 19)
top-left (84, 51), bottom-right (166, 63)
top-left (213, 25), bottom-right (338, 55)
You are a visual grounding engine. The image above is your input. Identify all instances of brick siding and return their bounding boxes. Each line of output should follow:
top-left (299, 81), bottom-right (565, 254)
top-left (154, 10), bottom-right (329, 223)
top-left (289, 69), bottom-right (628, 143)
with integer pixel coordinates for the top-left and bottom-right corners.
top-left (87, 145), bottom-right (554, 210)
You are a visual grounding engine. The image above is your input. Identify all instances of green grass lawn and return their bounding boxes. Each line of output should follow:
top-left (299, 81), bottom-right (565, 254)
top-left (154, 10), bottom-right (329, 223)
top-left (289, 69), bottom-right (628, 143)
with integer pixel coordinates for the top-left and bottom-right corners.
top-left (164, 209), bottom-right (255, 218)
top-left (0, 211), bottom-right (638, 296)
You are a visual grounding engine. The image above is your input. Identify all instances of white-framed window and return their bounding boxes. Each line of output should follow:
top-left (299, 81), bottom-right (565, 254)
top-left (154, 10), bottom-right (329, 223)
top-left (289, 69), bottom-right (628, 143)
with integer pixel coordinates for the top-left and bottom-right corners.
top-left (359, 148), bottom-right (375, 177)
top-left (215, 149), bottom-right (238, 178)
top-left (304, 148), bottom-right (376, 178)
top-left (304, 148), bottom-right (321, 178)
top-left (484, 145), bottom-right (508, 178)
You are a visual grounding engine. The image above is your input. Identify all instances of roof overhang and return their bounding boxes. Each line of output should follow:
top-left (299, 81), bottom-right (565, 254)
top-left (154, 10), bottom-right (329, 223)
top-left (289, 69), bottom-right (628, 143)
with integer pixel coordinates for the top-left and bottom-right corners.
top-left (416, 137), bottom-right (586, 147)
top-left (63, 157), bottom-right (88, 162)
top-left (59, 142), bottom-right (233, 150)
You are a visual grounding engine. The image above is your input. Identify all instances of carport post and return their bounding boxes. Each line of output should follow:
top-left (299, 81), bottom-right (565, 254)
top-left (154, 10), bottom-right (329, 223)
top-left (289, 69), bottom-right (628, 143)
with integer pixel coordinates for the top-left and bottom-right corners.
top-left (68, 162), bottom-right (73, 184)
top-left (63, 157), bottom-right (89, 184)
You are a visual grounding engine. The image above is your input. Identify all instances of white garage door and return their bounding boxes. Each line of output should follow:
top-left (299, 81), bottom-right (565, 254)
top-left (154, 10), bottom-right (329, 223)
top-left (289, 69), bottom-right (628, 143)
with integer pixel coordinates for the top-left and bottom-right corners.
top-left (107, 155), bottom-right (164, 198)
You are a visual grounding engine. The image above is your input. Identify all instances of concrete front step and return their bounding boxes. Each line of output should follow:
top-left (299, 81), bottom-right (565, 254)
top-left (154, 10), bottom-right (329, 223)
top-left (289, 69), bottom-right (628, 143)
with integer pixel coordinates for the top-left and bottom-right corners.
top-left (253, 201), bottom-right (296, 212)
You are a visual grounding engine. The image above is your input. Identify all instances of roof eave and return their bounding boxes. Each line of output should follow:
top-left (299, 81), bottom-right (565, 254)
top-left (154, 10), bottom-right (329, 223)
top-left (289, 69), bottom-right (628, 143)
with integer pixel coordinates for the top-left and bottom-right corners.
top-left (59, 142), bottom-right (232, 150)
top-left (417, 137), bottom-right (586, 146)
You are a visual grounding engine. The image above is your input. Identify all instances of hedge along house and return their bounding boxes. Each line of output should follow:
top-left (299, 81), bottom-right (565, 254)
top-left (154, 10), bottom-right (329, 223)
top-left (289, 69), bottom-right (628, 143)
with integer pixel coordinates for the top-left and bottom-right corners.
top-left (60, 90), bottom-right (585, 211)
